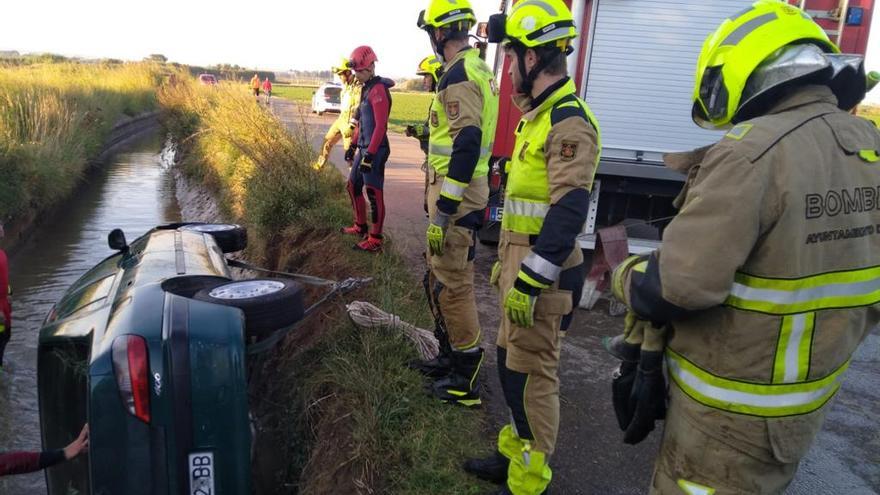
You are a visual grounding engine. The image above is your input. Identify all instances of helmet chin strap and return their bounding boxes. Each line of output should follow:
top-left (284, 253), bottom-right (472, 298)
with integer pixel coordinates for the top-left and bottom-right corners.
top-left (512, 44), bottom-right (563, 99)
top-left (428, 28), bottom-right (450, 63)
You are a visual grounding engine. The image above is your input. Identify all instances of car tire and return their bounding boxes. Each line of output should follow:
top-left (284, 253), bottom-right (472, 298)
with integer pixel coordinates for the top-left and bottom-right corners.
top-left (181, 223), bottom-right (248, 253)
top-left (194, 278), bottom-right (305, 339)
top-left (317, 111), bottom-right (324, 116)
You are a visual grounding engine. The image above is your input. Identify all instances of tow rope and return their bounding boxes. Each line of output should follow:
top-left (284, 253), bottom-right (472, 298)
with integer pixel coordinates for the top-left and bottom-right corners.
top-left (229, 259), bottom-right (438, 360)
top-left (228, 259), bottom-right (372, 355)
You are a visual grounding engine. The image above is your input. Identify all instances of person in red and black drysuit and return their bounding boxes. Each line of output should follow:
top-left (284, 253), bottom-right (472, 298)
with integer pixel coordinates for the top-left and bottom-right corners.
top-left (1, 424), bottom-right (89, 476)
top-left (340, 45), bottom-right (395, 253)
top-left (0, 223), bottom-right (11, 369)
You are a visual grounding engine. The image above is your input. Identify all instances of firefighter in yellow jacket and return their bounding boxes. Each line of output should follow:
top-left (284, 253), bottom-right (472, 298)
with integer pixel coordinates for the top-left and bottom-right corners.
top-left (313, 59), bottom-right (362, 170)
top-left (608, 2), bottom-right (880, 494)
top-left (412, 0), bottom-right (499, 407)
top-left (464, 2), bottom-right (600, 493)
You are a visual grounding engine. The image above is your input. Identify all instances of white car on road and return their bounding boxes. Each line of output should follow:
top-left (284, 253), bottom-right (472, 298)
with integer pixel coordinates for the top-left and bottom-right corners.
top-left (311, 82), bottom-right (342, 116)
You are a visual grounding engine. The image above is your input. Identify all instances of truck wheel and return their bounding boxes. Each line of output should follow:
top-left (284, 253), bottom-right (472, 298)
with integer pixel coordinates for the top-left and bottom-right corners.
top-left (194, 278), bottom-right (305, 338)
top-left (194, 278), bottom-right (304, 339)
top-left (182, 223), bottom-right (248, 253)
top-left (479, 221), bottom-right (500, 246)
top-left (620, 219), bottom-right (660, 241)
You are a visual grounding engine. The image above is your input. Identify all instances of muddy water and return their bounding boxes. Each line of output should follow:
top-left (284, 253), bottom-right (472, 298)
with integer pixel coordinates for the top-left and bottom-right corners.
top-left (0, 131), bottom-right (180, 494)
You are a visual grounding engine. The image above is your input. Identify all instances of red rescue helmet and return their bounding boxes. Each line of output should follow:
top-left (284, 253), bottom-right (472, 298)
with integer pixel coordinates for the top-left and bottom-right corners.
top-left (348, 45), bottom-right (378, 71)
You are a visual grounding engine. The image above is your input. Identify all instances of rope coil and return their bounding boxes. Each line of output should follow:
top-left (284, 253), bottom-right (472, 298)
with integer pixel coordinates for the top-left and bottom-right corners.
top-left (346, 301), bottom-right (439, 361)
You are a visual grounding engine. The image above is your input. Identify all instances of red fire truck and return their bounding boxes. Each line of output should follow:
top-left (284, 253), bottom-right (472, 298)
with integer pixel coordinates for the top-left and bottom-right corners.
top-left (481, 0), bottom-right (875, 253)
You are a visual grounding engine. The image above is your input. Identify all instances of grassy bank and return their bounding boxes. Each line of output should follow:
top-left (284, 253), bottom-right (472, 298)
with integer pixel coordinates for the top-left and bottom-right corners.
top-left (0, 62), bottom-right (161, 223)
top-left (272, 83), bottom-right (433, 134)
top-left (160, 76), bottom-right (490, 494)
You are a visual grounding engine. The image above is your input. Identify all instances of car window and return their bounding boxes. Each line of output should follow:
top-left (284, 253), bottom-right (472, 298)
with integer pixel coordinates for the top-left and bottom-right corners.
top-left (51, 274), bottom-right (116, 322)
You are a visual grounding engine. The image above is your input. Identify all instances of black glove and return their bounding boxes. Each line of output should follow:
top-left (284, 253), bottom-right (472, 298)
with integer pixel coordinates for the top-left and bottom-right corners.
top-left (623, 349), bottom-right (667, 445)
top-left (608, 337), bottom-right (641, 431)
top-left (405, 125), bottom-right (417, 137)
top-left (344, 146), bottom-right (355, 163)
top-left (359, 151), bottom-right (374, 173)
top-left (606, 312), bottom-right (667, 445)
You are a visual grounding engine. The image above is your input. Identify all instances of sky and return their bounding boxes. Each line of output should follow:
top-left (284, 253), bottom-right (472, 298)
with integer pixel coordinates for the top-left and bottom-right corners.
top-left (0, 0), bottom-right (877, 100)
top-left (0, 0), bottom-right (503, 77)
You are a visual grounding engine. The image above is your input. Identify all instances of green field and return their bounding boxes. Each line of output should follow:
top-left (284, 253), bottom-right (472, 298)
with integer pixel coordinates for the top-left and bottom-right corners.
top-left (858, 104), bottom-right (880, 127)
top-left (272, 83), bottom-right (432, 134)
top-left (271, 83), bottom-right (316, 103)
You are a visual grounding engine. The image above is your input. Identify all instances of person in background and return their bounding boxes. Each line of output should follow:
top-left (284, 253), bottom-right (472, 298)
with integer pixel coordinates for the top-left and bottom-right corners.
top-left (406, 55), bottom-right (444, 214)
top-left (314, 59), bottom-right (363, 170)
top-left (250, 73), bottom-right (261, 98)
top-left (262, 77), bottom-right (272, 105)
top-left (341, 46), bottom-right (394, 253)
top-left (0, 223), bottom-right (10, 370)
top-left (1, 424), bottom-right (89, 476)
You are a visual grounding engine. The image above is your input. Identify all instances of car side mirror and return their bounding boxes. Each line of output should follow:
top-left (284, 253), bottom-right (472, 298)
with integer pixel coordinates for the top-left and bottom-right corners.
top-left (108, 229), bottom-right (129, 252)
top-left (476, 21), bottom-right (489, 39)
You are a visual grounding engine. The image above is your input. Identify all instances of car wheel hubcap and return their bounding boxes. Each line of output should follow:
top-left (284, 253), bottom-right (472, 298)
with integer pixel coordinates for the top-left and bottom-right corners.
top-left (209, 280), bottom-right (284, 300)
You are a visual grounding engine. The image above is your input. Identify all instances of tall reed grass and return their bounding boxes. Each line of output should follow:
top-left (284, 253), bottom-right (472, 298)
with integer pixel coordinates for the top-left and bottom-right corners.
top-left (158, 75), bottom-right (348, 239)
top-left (0, 62), bottom-right (160, 222)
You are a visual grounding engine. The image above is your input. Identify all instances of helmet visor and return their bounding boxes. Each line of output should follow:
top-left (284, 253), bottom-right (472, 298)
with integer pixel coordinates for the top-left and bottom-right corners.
top-left (694, 65), bottom-right (729, 128)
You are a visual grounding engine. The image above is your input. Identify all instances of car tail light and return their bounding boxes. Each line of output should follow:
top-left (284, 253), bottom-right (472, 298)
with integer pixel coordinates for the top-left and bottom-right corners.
top-left (112, 335), bottom-right (151, 423)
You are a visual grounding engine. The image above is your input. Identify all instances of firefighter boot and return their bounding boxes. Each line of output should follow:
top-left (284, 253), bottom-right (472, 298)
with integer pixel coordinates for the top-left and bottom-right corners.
top-left (409, 346), bottom-right (452, 378)
top-left (504, 445), bottom-right (551, 495)
top-left (465, 424), bottom-right (523, 484)
top-left (464, 452), bottom-right (509, 484)
top-left (409, 319), bottom-right (453, 378)
top-left (431, 348), bottom-right (483, 407)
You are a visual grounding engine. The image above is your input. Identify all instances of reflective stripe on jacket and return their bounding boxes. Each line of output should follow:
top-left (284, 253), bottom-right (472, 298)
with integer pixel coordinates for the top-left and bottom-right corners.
top-left (625, 86), bottom-right (880, 422)
top-left (427, 48), bottom-right (498, 179)
top-left (502, 79), bottom-right (601, 236)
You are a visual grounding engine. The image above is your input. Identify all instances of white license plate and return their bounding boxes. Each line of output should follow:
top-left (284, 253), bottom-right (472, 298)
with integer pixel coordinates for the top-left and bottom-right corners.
top-left (489, 206), bottom-right (503, 222)
top-left (188, 452), bottom-right (215, 495)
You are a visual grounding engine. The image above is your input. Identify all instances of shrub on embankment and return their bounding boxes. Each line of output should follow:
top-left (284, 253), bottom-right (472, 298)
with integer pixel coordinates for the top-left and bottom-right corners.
top-left (0, 62), bottom-right (161, 223)
top-left (159, 76), bottom-right (491, 493)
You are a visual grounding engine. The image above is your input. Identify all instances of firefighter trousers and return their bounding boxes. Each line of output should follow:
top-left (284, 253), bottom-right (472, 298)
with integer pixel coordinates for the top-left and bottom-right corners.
top-left (495, 230), bottom-right (584, 455)
top-left (426, 170), bottom-right (488, 350)
top-left (317, 118), bottom-right (353, 167)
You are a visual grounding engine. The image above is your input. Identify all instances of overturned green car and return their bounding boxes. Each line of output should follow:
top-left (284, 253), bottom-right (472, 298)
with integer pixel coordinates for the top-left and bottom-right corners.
top-left (37, 223), bottom-right (308, 494)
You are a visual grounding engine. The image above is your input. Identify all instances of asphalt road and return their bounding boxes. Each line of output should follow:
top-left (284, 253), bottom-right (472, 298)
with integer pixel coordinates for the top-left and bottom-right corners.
top-left (272, 98), bottom-right (880, 495)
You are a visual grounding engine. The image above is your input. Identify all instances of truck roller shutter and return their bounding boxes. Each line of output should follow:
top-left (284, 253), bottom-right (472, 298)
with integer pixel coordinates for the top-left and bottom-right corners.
top-left (582, 0), bottom-right (751, 163)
